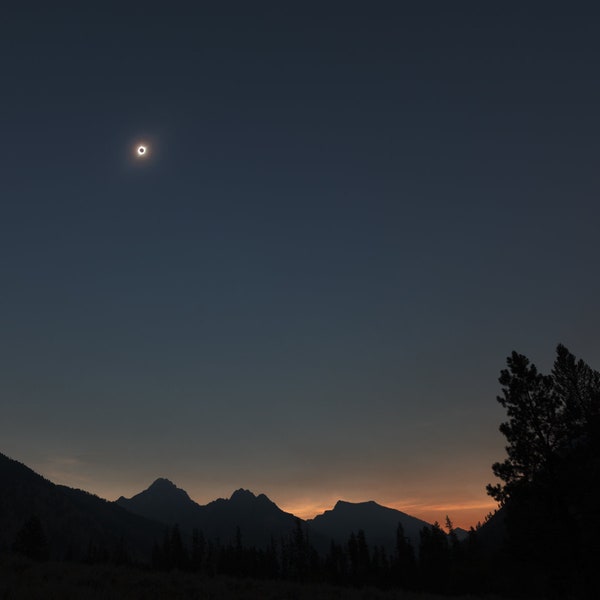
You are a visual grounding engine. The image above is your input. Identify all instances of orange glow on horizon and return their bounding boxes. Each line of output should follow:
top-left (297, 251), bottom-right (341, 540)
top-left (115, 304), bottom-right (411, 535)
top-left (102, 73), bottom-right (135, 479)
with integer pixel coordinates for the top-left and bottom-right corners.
top-left (401, 502), bottom-right (498, 530)
top-left (29, 457), bottom-right (499, 532)
top-left (278, 498), bottom-right (498, 531)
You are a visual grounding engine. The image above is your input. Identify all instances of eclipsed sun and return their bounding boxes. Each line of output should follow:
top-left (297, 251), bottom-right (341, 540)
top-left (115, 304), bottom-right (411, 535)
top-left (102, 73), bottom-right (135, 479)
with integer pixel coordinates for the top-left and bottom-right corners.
top-left (131, 139), bottom-right (153, 162)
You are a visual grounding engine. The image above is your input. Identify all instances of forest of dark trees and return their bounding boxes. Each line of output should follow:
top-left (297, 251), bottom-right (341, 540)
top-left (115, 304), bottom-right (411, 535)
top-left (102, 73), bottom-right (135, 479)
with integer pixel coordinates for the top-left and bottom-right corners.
top-left (11, 513), bottom-right (491, 596)
top-left (149, 518), bottom-right (489, 595)
top-left (6, 344), bottom-right (600, 599)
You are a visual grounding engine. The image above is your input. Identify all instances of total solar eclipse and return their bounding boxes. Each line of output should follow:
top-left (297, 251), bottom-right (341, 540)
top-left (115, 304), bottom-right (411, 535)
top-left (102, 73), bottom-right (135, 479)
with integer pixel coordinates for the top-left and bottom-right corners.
top-left (137, 145), bottom-right (147, 156)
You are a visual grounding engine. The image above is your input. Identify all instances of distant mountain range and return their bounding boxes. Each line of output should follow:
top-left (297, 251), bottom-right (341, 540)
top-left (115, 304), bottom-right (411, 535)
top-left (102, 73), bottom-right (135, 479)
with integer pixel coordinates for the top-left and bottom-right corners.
top-left (116, 480), bottom-right (301, 548)
top-left (1, 451), bottom-right (475, 562)
top-left (115, 478), bottom-right (468, 551)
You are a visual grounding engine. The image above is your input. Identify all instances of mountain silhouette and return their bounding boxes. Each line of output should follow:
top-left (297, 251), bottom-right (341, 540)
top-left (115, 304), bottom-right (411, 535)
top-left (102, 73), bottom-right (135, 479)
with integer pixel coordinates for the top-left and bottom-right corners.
top-left (308, 499), bottom-right (435, 552)
top-left (117, 482), bottom-right (301, 548)
top-left (116, 478), bottom-right (201, 529)
top-left (3, 449), bottom-right (478, 562)
top-left (203, 488), bottom-right (302, 547)
top-left (0, 452), bottom-right (164, 561)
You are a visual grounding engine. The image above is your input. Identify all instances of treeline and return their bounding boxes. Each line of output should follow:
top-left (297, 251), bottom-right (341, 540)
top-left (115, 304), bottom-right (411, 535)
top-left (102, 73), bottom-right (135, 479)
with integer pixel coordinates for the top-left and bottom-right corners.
top-left (12, 515), bottom-right (497, 596)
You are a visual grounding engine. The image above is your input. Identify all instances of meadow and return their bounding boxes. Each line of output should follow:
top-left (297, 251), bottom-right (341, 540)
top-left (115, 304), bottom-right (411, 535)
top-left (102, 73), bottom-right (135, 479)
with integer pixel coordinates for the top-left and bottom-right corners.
top-left (0, 555), bottom-right (509, 600)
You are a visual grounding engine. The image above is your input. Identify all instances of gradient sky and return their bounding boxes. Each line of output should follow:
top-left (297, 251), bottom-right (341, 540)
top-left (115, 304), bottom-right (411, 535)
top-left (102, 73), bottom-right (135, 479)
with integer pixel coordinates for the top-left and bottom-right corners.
top-left (2, 3), bottom-right (599, 530)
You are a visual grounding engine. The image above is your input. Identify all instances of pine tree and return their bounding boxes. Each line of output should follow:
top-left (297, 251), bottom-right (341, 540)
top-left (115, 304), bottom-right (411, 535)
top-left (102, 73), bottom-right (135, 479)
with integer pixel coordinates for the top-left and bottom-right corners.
top-left (418, 521), bottom-right (449, 592)
top-left (169, 524), bottom-right (188, 570)
top-left (394, 522), bottom-right (416, 588)
top-left (12, 515), bottom-right (49, 561)
top-left (191, 528), bottom-right (205, 572)
top-left (487, 344), bottom-right (600, 598)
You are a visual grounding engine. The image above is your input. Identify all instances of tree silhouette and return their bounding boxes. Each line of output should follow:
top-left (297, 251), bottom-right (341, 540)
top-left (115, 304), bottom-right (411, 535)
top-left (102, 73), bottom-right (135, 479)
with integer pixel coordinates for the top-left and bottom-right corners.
top-left (486, 351), bottom-right (556, 504)
top-left (292, 518), bottom-right (307, 579)
top-left (12, 515), bottom-right (49, 561)
top-left (190, 528), bottom-right (205, 572)
top-left (444, 516), bottom-right (459, 551)
top-left (112, 534), bottom-right (130, 566)
top-left (169, 524), bottom-right (188, 570)
top-left (325, 540), bottom-right (348, 584)
top-left (394, 522), bottom-right (416, 588)
top-left (487, 344), bottom-right (600, 598)
top-left (418, 521), bottom-right (449, 592)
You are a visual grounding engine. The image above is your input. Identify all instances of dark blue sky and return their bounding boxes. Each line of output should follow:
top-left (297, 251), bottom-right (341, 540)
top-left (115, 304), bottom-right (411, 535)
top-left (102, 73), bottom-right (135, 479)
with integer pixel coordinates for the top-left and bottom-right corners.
top-left (2, 2), bottom-right (599, 527)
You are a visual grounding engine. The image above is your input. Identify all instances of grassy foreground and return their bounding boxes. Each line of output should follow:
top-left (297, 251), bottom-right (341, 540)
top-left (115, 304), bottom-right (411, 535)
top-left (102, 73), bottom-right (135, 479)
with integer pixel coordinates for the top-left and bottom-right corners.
top-left (0, 555), bottom-right (508, 600)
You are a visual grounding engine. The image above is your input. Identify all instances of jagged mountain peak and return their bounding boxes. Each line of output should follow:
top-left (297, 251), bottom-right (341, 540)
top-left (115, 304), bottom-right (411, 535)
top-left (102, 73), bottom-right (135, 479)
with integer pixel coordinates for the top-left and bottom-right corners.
top-left (148, 477), bottom-right (178, 491)
top-left (230, 488), bottom-right (257, 501)
top-left (227, 489), bottom-right (282, 511)
top-left (115, 476), bottom-right (198, 528)
top-left (137, 478), bottom-right (194, 502)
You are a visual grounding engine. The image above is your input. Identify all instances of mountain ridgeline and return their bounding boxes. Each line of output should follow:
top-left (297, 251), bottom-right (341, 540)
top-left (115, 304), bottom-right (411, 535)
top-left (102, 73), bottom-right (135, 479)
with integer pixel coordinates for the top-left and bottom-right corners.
top-left (2, 452), bottom-right (473, 561)
top-left (115, 478), bottom-right (455, 552)
top-left (0, 452), bottom-right (164, 563)
top-left (116, 480), bottom-right (302, 549)
top-left (1, 451), bottom-right (498, 594)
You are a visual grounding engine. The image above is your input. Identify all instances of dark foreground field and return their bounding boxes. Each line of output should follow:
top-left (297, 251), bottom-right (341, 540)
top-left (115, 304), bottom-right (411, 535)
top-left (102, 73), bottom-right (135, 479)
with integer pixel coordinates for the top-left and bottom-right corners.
top-left (0, 555), bottom-right (507, 600)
